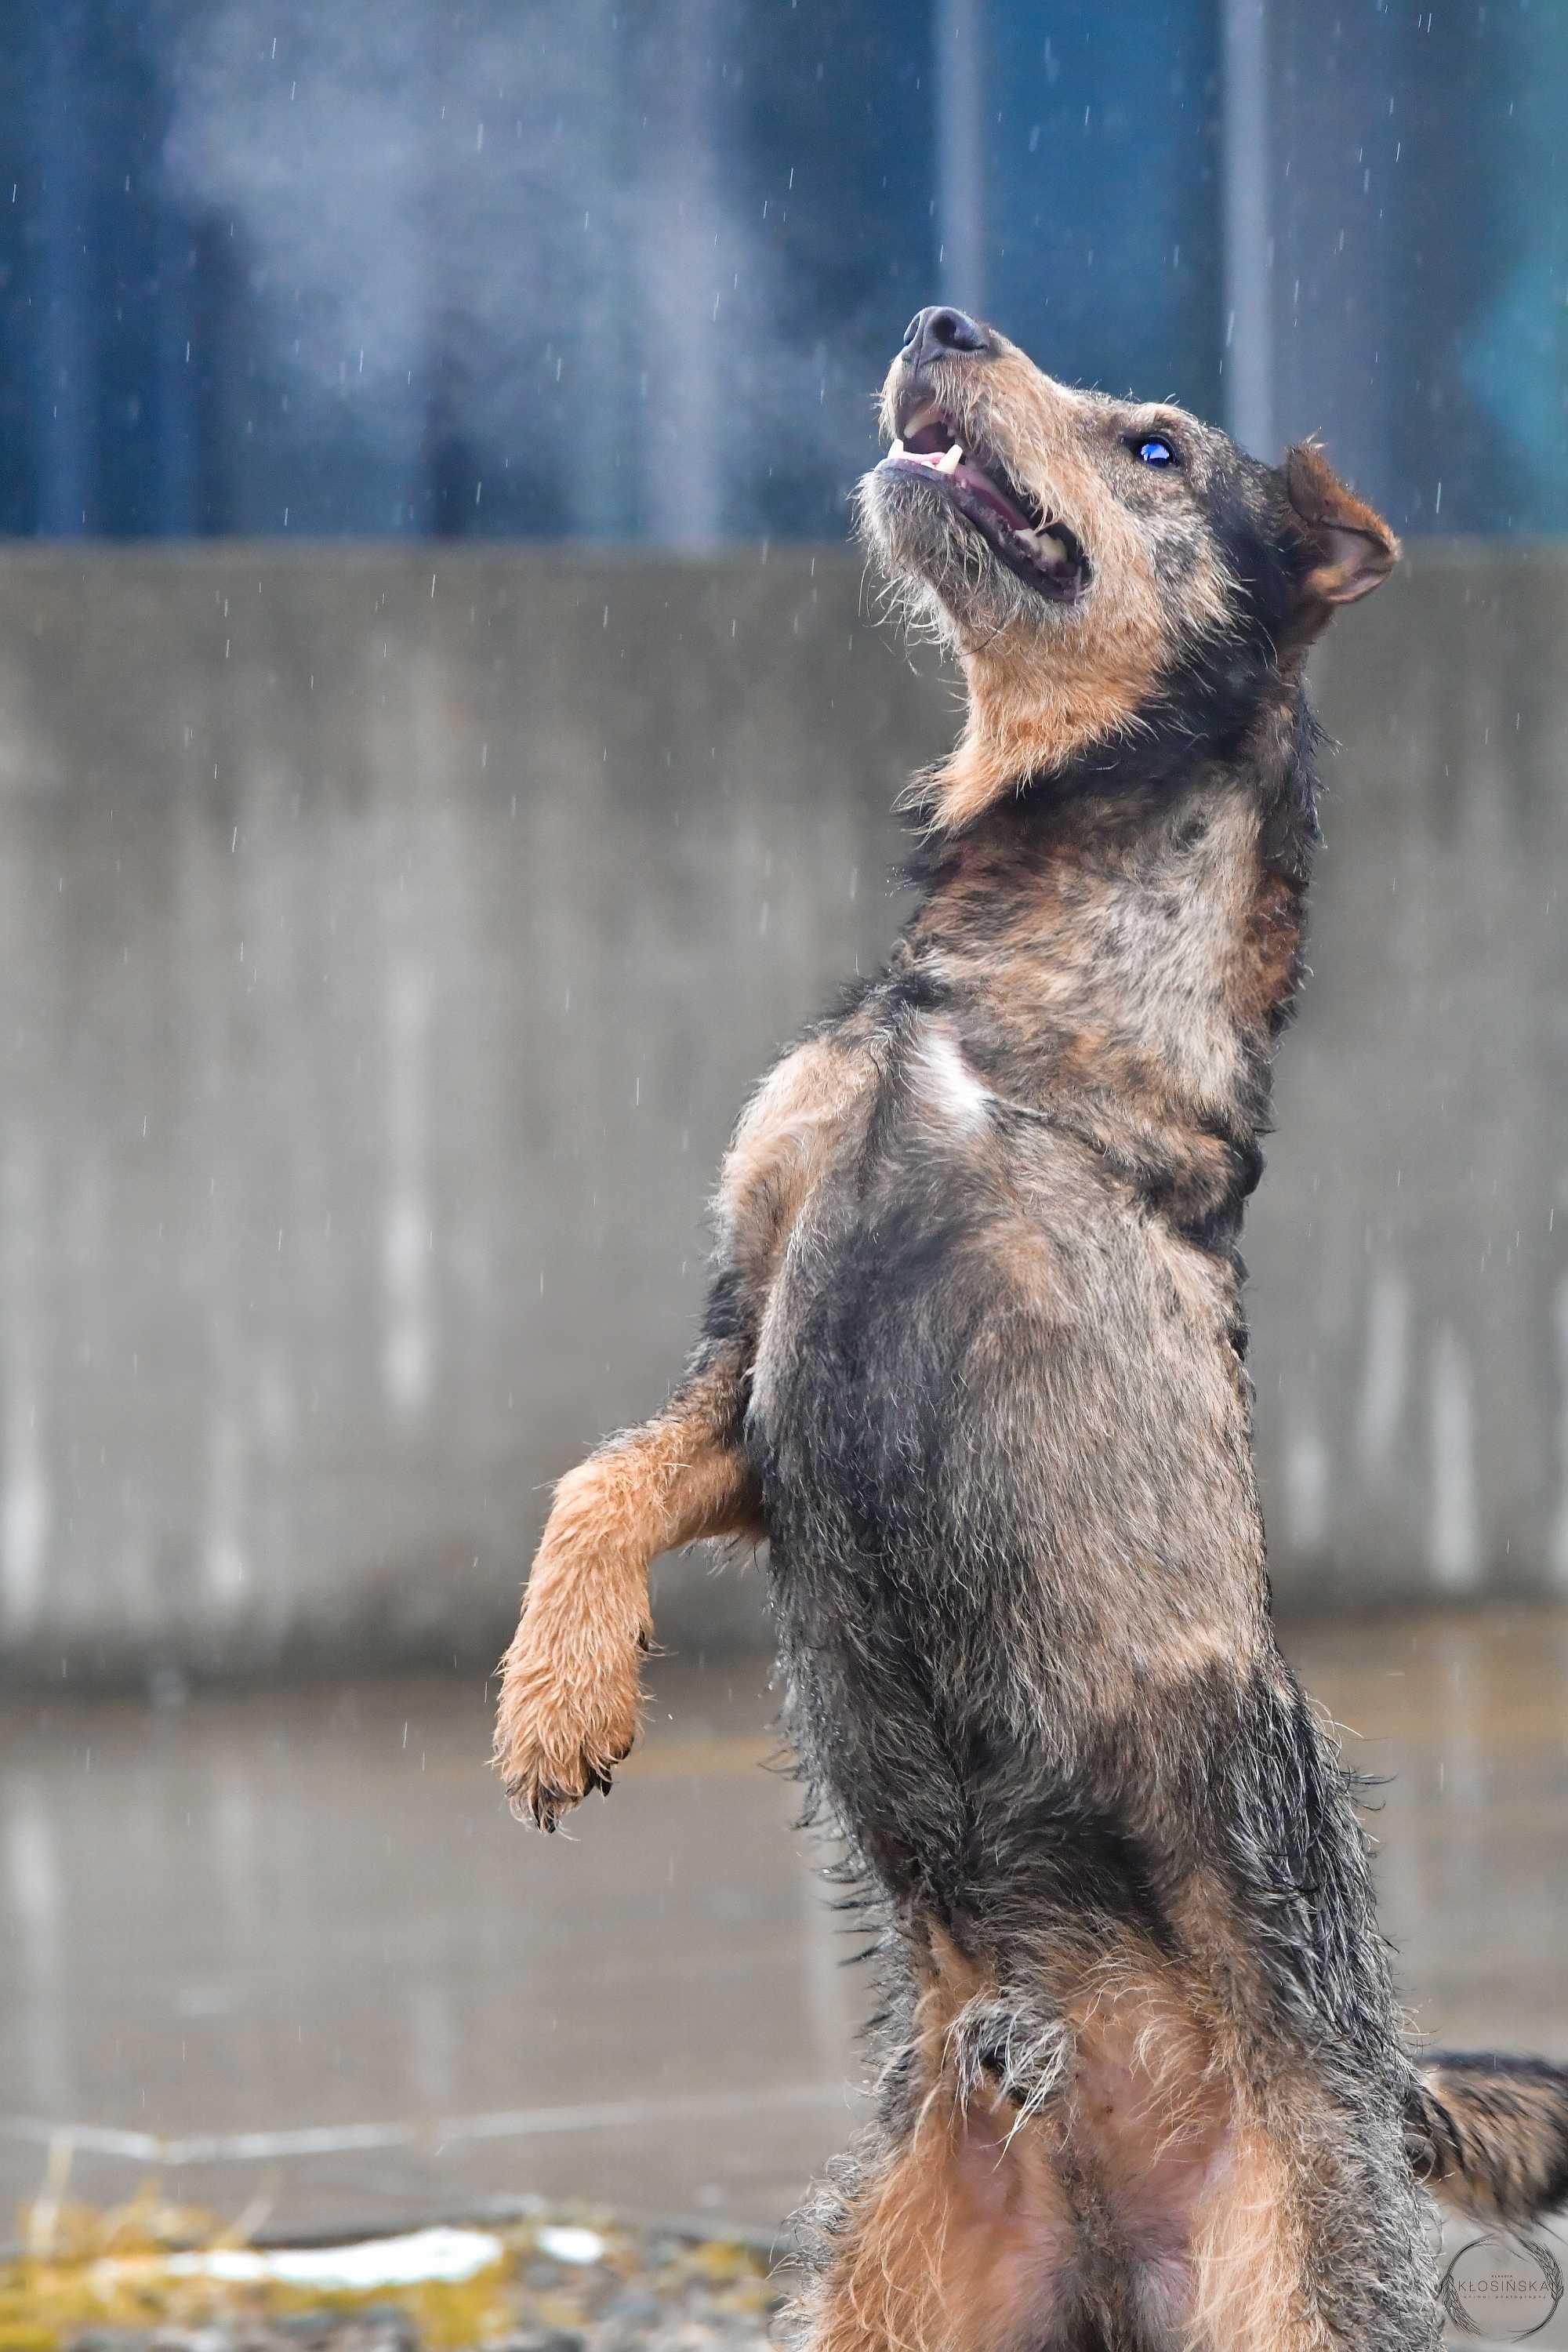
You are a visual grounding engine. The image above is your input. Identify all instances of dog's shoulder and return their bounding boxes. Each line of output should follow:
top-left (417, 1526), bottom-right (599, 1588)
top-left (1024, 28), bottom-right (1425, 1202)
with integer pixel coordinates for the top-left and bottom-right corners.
top-left (712, 994), bottom-right (884, 1294)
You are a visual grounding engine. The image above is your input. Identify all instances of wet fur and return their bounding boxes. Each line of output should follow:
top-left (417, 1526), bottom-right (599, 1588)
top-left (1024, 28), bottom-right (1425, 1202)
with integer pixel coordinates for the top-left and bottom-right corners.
top-left (495, 318), bottom-right (1568, 2349)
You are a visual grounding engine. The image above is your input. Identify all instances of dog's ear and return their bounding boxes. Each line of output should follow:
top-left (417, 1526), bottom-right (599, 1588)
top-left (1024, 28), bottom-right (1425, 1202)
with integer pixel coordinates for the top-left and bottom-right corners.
top-left (1283, 440), bottom-right (1400, 608)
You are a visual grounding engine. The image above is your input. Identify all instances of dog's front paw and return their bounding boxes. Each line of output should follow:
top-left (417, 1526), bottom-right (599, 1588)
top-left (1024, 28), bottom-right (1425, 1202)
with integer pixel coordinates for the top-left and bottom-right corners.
top-left (494, 1607), bottom-right (647, 1831)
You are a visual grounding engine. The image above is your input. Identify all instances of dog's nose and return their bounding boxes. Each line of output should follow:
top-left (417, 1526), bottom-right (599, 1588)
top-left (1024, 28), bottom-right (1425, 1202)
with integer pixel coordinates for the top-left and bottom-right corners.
top-left (901, 306), bottom-right (991, 372)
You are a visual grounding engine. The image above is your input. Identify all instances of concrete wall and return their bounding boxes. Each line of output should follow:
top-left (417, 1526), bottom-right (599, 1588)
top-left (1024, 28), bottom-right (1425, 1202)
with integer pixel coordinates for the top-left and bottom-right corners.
top-left (1253, 550), bottom-right (1568, 1612)
top-left (0, 543), bottom-right (1561, 1686)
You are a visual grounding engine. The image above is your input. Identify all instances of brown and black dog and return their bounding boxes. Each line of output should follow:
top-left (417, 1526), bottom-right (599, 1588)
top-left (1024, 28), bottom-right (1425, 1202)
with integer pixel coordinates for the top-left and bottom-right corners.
top-left (495, 307), bottom-right (1568, 2352)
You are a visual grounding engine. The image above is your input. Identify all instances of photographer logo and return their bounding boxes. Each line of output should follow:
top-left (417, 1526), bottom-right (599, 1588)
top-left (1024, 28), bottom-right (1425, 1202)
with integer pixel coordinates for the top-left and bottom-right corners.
top-left (1440, 2234), bottom-right (1563, 2341)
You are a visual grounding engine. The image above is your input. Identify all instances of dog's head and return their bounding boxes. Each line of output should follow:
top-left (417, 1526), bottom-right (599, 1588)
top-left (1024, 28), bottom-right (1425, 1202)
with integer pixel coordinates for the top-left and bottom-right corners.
top-left (856, 308), bottom-right (1399, 827)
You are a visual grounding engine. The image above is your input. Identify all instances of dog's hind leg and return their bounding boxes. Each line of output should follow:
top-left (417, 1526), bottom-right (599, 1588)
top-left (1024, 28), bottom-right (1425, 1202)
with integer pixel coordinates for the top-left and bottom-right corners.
top-left (1185, 2102), bottom-right (1440, 2352)
top-left (790, 2091), bottom-right (1079, 2352)
top-left (786, 1934), bottom-right (1081, 2352)
top-left (493, 1341), bottom-right (762, 1829)
top-left (1183, 2117), bottom-right (1339, 2352)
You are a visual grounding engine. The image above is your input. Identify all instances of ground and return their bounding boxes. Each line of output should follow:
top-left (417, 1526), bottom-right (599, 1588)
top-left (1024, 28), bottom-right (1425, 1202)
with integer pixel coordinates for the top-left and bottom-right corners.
top-left (2, 1609), bottom-right (1566, 2346)
top-left (2, 2201), bottom-right (779, 2350)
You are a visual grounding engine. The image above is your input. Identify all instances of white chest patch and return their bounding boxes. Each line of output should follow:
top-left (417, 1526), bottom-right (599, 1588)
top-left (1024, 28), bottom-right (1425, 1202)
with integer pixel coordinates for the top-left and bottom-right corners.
top-left (914, 1024), bottom-right (993, 1134)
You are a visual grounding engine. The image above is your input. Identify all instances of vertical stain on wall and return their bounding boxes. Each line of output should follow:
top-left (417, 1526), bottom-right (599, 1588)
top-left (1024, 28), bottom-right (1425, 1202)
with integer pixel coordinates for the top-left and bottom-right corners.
top-left (1429, 1324), bottom-right (1482, 1592)
top-left (1357, 1259), bottom-right (1410, 1478)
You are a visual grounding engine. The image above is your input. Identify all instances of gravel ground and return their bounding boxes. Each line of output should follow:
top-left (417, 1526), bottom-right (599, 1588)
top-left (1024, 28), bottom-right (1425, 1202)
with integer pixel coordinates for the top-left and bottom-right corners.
top-left (1, 2204), bottom-right (791, 2352)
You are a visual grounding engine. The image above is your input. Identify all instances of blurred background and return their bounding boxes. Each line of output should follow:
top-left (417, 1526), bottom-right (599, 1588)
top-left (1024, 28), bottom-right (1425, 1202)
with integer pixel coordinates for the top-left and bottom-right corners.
top-left (1, 0), bottom-right (1566, 2319)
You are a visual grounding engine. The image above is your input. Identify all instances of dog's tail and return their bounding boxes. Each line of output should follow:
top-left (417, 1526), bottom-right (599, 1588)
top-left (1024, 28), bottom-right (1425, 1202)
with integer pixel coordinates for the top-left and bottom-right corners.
top-left (1410, 2052), bottom-right (1568, 2224)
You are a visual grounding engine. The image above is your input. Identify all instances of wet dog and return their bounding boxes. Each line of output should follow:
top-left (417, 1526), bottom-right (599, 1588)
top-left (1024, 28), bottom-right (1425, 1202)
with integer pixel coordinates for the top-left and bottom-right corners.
top-left (495, 307), bottom-right (1568, 2352)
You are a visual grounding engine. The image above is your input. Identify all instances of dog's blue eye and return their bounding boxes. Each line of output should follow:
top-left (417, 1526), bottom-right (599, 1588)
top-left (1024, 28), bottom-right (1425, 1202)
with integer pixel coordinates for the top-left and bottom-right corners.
top-left (1137, 437), bottom-right (1174, 466)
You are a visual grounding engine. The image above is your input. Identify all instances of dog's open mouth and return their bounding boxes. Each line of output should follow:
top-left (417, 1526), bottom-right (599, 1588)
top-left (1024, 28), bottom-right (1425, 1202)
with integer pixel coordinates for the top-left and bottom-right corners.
top-left (879, 402), bottom-right (1088, 601)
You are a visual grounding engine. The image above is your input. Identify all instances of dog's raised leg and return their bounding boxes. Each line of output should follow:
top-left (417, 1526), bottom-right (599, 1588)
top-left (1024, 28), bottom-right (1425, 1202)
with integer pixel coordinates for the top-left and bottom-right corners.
top-left (494, 1345), bottom-right (760, 1829)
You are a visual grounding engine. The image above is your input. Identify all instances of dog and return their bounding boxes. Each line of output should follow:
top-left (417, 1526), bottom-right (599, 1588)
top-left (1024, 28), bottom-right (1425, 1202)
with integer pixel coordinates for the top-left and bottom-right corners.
top-left (495, 306), bottom-right (1568, 2352)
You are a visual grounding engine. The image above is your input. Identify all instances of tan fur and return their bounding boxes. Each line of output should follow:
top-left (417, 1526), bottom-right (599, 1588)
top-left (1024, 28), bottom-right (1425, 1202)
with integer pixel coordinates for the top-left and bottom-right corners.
top-left (1164, 1872), bottom-right (1363, 2352)
top-left (870, 343), bottom-right (1236, 829)
top-left (1187, 2119), bottom-right (1333, 2352)
top-left (797, 1930), bottom-right (1340, 2352)
top-left (496, 1033), bottom-right (877, 1830)
top-left (804, 2103), bottom-right (1079, 2352)
top-left (1283, 442), bottom-right (1401, 612)
top-left (493, 1353), bottom-right (761, 1827)
top-left (800, 1938), bottom-right (1080, 2352)
top-left (715, 1033), bottom-right (874, 1284)
top-left (913, 778), bottom-right (1279, 1128)
top-left (1417, 2062), bottom-right (1568, 2225)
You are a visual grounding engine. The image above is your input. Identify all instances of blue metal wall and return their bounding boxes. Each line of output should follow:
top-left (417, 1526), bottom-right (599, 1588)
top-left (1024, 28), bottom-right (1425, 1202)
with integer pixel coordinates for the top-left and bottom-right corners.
top-left (0, 1), bottom-right (1562, 541)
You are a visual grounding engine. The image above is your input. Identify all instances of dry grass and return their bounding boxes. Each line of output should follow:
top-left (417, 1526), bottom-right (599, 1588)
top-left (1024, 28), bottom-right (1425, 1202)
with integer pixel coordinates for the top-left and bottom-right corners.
top-left (0, 2179), bottom-right (779, 2350)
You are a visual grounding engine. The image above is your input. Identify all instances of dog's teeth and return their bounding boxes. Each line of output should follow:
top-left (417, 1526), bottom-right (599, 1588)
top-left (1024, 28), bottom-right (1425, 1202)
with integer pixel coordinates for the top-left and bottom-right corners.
top-left (1018, 528), bottom-right (1067, 566)
top-left (889, 438), bottom-right (906, 458)
top-left (937, 443), bottom-right (964, 475)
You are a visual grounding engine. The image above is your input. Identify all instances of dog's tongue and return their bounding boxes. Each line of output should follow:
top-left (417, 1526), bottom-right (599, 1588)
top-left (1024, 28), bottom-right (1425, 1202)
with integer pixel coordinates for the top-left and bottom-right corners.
top-left (951, 460), bottom-right (1033, 534)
